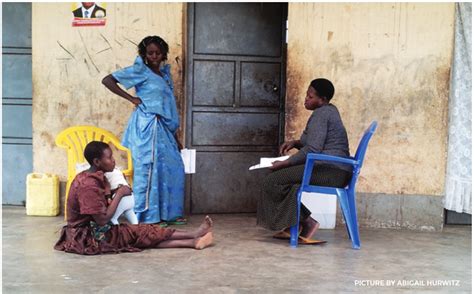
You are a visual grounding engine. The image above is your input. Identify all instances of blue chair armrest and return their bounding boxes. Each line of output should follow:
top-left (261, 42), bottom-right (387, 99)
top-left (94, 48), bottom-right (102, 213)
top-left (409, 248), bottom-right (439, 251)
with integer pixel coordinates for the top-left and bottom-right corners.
top-left (306, 153), bottom-right (358, 166)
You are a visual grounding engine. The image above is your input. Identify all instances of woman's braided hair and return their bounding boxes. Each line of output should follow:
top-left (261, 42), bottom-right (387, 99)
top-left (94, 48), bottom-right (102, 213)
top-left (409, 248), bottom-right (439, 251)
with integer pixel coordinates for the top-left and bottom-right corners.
top-left (138, 35), bottom-right (169, 61)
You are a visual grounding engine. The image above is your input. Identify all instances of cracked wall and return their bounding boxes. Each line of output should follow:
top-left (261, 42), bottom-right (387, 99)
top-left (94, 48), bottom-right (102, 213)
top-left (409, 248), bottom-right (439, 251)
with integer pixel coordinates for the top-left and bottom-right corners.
top-left (286, 3), bottom-right (455, 195)
top-left (32, 3), bottom-right (185, 179)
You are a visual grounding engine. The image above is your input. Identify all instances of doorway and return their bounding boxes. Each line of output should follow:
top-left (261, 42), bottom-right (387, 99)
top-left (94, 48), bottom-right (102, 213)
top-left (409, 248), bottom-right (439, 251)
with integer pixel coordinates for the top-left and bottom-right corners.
top-left (185, 3), bottom-right (287, 213)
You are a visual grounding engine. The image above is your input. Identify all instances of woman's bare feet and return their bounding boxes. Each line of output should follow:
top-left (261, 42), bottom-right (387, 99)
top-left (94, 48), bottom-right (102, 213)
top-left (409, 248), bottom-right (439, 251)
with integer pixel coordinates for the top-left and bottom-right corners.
top-left (300, 217), bottom-right (320, 239)
top-left (194, 232), bottom-right (213, 250)
top-left (195, 215), bottom-right (213, 238)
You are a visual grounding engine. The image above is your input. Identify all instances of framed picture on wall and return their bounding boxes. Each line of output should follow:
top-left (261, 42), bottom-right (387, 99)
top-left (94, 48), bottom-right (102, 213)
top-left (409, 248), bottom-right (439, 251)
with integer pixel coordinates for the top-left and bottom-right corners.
top-left (71, 2), bottom-right (106, 27)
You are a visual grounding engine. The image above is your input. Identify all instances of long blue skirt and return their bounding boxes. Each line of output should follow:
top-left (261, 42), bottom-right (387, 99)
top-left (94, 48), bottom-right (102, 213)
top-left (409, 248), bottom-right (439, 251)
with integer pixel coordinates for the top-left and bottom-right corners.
top-left (123, 110), bottom-right (185, 224)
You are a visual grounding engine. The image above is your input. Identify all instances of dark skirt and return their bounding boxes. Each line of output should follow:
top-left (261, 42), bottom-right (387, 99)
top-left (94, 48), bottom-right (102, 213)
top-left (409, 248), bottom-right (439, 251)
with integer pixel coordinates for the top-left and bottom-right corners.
top-left (54, 223), bottom-right (175, 255)
top-left (257, 164), bottom-right (351, 231)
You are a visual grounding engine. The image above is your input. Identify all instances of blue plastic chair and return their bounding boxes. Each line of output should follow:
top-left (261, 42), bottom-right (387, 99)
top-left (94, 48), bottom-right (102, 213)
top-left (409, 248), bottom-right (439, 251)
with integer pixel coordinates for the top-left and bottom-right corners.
top-left (290, 121), bottom-right (378, 249)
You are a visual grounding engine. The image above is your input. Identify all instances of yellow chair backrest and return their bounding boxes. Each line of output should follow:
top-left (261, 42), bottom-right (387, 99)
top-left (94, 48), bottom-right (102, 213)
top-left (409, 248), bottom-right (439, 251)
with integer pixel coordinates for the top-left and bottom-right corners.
top-left (55, 125), bottom-right (133, 219)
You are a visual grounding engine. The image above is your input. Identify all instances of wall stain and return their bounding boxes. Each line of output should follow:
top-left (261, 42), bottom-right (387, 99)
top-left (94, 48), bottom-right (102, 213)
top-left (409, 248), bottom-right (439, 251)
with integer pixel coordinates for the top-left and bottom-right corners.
top-left (40, 131), bottom-right (55, 147)
top-left (285, 51), bottom-right (312, 141)
top-left (327, 31), bottom-right (334, 41)
top-left (287, 33), bottom-right (451, 195)
top-left (329, 46), bottom-right (354, 70)
top-left (84, 58), bottom-right (91, 72)
top-left (57, 103), bottom-right (68, 117)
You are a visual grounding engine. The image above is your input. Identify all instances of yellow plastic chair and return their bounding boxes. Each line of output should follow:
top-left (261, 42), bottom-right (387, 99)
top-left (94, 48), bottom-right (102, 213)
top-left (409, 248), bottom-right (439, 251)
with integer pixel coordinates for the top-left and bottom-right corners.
top-left (55, 126), bottom-right (133, 219)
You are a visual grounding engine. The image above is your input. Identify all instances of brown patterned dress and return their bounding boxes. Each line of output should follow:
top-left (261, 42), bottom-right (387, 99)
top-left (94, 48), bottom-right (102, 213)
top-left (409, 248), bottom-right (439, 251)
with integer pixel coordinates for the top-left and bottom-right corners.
top-left (54, 171), bottom-right (175, 255)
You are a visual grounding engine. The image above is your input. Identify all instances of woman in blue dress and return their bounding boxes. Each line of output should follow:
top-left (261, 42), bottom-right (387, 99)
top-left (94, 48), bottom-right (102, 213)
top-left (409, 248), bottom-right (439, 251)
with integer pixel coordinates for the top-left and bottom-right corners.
top-left (102, 35), bottom-right (185, 225)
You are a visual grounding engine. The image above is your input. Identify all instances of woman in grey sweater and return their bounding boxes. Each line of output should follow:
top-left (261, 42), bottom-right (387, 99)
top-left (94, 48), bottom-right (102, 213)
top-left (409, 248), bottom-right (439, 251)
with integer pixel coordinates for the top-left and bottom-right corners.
top-left (257, 78), bottom-right (352, 244)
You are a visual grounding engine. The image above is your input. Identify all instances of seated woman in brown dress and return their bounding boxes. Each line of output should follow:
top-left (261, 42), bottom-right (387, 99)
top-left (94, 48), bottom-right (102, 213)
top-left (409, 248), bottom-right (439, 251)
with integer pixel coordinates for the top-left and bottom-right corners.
top-left (54, 141), bottom-right (213, 255)
top-left (257, 78), bottom-right (352, 244)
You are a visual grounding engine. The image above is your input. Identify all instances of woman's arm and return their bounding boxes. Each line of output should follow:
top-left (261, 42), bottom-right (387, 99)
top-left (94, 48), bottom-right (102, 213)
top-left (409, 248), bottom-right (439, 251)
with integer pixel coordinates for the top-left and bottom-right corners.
top-left (287, 110), bottom-right (329, 167)
top-left (102, 74), bottom-right (142, 106)
top-left (279, 140), bottom-right (302, 155)
top-left (91, 185), bottom-right (132, 226)
top-left (273, 138), bottom-right (304, 170)
top-left (294, 140), bottom-right (303, 149)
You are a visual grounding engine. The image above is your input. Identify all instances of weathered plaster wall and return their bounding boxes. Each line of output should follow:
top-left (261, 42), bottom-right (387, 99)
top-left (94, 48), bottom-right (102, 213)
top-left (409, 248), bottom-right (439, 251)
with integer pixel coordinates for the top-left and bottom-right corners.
top-left (33, 3), bottom-right (455, 200)
top-left (32, 3), bottom-right (185, 179)
top-left (287, 3), bottom-right (455, 195)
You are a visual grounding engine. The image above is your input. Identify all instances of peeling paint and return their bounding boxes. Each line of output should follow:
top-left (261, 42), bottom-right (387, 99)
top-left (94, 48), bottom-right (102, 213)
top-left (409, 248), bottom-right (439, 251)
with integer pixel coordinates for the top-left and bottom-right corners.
top-left (327, 31), bottom-right (333, 41)
top-left (40, 131), bottom-right (55, 147)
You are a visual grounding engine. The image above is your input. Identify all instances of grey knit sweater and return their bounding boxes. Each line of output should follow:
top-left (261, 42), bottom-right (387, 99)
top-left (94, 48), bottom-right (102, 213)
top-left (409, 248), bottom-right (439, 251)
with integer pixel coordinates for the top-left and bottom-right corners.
top-left (288, 104), bottom-right (351, 171)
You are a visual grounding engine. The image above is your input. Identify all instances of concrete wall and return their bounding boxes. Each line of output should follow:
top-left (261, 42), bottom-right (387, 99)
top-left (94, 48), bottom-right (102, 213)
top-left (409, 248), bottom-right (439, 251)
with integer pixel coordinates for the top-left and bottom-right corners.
top-left (286, 3), bottom-right (455, 196)
top-left (32, 3), bottom-right (456, 225)
top-left (32, 3), bottom-right (185, 178)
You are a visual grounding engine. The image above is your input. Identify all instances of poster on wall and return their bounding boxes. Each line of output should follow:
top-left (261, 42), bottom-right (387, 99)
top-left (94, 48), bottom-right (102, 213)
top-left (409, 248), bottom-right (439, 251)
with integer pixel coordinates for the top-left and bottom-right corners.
top-left (72, 2), bottom-right (107, 27)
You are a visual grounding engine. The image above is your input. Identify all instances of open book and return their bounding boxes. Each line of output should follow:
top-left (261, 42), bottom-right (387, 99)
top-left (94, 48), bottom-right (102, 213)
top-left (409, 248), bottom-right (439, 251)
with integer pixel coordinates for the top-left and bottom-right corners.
top-left (249, 155), bottom-right (290, 170)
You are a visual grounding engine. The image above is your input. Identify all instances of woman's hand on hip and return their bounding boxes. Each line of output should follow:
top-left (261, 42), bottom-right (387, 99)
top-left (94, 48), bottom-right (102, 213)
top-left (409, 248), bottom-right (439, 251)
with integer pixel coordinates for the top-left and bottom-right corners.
top-left (130, 97), bottom-right (142, 106)
top-left (175, 135), bottom-right (183, 150)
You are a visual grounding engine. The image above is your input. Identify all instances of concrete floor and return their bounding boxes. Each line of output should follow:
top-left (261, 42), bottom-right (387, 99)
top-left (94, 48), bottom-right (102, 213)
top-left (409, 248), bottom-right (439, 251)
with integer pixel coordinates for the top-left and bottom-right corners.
top-left (2, 206), bottom-right (471, 293)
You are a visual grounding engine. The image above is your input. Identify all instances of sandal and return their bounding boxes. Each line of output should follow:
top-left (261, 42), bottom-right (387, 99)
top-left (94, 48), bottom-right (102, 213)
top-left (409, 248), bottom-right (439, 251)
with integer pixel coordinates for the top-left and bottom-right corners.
top-left (273, 226), bottom-right (303, 240)
top-left (166, 217), bottom-right (187, 225)
top-left (156, 221), bottom-right (168, 228)
top-left (298, 236), bottom-right (327, 245)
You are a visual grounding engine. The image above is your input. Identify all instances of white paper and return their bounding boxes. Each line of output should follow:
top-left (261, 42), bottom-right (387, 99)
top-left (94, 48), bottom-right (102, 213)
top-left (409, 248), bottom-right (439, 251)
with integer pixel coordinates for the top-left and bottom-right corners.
top-left (249, 155), bottom-right (290, 170)
top-left (180, 148), bottom-right (196, 174)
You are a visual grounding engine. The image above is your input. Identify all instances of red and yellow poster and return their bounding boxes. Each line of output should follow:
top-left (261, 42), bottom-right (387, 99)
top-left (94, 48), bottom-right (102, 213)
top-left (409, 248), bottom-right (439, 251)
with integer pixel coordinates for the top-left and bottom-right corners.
top-left (72, 2), bottom-right (107, 27)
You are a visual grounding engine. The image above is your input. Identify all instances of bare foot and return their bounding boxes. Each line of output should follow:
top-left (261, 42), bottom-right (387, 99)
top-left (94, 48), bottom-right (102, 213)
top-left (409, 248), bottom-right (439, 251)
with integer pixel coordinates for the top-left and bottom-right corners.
top-left (300, 217), bottom-right (320, 239)
top-left (194, 232), bottom-right (213, 250)
top-left (195, 215), bottom-right (213, 238)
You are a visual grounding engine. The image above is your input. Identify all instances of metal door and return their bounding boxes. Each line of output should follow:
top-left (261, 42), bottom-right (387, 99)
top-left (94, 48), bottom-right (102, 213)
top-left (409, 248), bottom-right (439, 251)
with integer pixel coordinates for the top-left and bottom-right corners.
top-left (186, 3), bottom-right (287, 213)
top-left (2, 3), bottom-right (33, 205)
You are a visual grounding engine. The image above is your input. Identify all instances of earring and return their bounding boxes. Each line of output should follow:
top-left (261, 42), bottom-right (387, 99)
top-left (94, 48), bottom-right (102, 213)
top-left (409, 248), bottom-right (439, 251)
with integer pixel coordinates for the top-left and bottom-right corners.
top-left (145, 59), bottom-right (148, 65)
